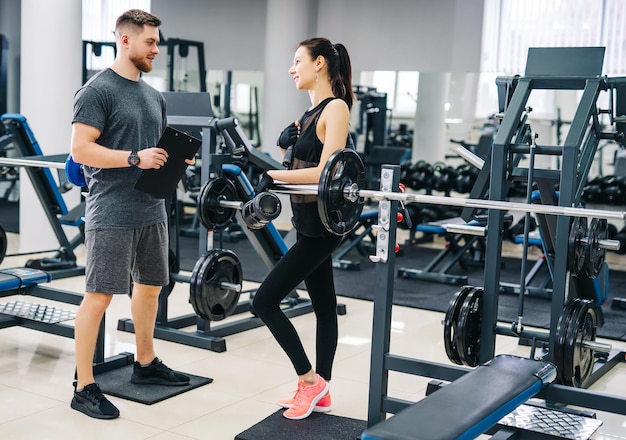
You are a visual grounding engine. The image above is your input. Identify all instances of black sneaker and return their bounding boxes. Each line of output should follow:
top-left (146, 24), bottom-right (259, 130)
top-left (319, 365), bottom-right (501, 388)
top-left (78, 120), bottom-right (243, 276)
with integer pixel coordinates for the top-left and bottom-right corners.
top-left (131, 357), bottom-right (190, 386)
top-left (70, 382), bottom-right (119, 419)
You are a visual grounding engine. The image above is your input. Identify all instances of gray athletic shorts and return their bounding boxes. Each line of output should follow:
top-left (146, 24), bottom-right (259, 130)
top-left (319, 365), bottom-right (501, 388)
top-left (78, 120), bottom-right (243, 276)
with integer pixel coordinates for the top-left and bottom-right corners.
top-left (84, 221), bottom-right (169, 295)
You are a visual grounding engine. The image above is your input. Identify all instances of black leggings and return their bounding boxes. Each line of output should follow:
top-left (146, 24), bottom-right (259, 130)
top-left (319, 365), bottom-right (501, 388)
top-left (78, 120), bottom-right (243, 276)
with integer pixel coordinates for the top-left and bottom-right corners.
top-left (252, 232), bottom-right (342, 381)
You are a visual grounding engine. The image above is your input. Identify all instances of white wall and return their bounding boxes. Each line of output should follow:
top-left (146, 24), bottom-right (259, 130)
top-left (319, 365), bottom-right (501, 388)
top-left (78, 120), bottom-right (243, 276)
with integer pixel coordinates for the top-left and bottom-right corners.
top-left (151, 0), bottom-right (267, 70)
top-left (317, 0), bottom-right (484, 72)
top-left (150, 0), bottom-right (485, 149)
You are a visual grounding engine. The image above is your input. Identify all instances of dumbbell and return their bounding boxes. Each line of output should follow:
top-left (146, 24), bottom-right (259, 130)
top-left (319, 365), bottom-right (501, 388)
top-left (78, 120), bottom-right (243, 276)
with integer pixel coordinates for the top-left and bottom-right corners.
top-left (433, 165), bottom-right (458, 195)
top-left (241, 191), bottom-right (282, 230)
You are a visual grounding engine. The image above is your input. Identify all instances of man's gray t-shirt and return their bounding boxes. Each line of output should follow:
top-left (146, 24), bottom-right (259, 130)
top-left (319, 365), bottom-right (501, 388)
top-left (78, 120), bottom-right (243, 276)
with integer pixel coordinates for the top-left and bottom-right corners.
top-left (72, 68), bottom-right (168, 230)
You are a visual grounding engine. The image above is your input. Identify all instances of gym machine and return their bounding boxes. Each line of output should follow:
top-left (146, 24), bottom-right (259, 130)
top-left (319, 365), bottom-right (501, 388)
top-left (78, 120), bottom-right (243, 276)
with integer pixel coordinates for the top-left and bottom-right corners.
top-left (81, 33), bottom-right (207, 92)
top-left (116, 92), bottom-right (322, 353)
top-left (0, 119), bottom-right (133, 375)
top-left (82, 40), bottom-right (116, 84)
top-left (160, 36), bottom-right (207, 93)
top-left (362, 47), bottom-right (626, 438)
top-left (0, 114), bottom-right (85, 277)
top-left (174, 114), bottom-right (626, 435)
top-left (354, 86), bottom-right (388, 155)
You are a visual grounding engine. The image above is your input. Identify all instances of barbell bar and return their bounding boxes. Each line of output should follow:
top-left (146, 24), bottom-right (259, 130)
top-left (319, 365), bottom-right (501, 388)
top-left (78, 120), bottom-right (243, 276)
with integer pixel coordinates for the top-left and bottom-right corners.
top-left (273, 182), bottom-right (626, 221)
top-left (495, 323), bottom-right (611, 353)
top-left (0, 156), bottom-right (66, 169)
top-left (272, 148), bottom-right (626, 236)
top-left (219, 200), bottom-right (244, 210)
top-left (170, 272), bottom-right (242, 293)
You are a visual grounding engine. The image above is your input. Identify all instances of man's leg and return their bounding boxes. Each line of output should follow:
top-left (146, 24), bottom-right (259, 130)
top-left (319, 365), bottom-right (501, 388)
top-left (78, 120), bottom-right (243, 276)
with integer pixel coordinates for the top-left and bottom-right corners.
top-left (71, 291), bottom-right (119, 419)
top-left (74, 291), bottom-right (112, 388)
top-left (130, 283), bottom-right (160, 364)
top-left (129, 282), bottom-right (189, 386)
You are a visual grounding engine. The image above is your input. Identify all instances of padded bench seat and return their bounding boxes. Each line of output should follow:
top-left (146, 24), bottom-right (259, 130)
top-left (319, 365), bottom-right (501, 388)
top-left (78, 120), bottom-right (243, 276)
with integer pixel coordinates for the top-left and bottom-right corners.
top-left (361, 355), bottom-right (556, 440)
top-left (0, 267), bottom-right (50, 291)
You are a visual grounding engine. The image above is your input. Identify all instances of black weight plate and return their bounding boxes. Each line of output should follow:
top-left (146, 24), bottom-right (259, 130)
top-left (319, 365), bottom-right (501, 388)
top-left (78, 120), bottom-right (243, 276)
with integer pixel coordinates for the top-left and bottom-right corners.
top-left (563, 299), bottom-right (597, 388)
top-left (198, 178), bottom-right (238, 231)
top-left (554, 297), bottom-right (580, 384)
top-left (456, 288), bottom-right (483, 367)
top-left (568, 217), bottom-right (587, 276)
top-left (190, 249), bottom-right (242, 321)
top-left (318, 148), bottom-right (366, 236)
top-left (585, 218), bottom-right (607, 279)
top-left (190, 251), bottom-right (217, 320)
top-left (166, 248), bottom-right (179, 295)
top-left (0, 224), bottom-right (6, 265)
top-left (195, 178), bottom-right (211, 231)
top-left (573, 304), bottom-right (598, 388)
top-left (443, 286), bottom-right (475, 365)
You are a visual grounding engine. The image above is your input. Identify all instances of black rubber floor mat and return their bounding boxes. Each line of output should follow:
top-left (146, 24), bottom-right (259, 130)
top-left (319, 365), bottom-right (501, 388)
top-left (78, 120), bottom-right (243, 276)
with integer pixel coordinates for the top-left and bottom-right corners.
top-left (235, 409), bottom-right (367, 440)
top-left (95, 364), bottom-right (212, 405)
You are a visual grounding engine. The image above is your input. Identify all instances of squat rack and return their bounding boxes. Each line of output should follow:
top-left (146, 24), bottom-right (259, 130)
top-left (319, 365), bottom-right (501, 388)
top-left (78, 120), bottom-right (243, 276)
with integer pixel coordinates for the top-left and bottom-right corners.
top-left (366, 47), bottom-right (626, 433)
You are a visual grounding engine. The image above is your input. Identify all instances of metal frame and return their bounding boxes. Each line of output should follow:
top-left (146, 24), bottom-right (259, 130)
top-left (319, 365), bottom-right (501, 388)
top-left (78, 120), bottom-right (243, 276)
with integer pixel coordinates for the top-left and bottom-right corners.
top-left (0, 115), bottom-right (84, 278)
top-left (116, 97), bottom-right (321, 352)
top-left (365, 48), bottom-right (626, 435)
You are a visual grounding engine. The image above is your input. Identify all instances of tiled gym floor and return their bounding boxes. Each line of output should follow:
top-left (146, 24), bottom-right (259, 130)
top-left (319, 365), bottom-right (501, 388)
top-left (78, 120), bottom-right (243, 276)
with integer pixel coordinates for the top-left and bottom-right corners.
top-left (1, 230), bottom-right (625, 440)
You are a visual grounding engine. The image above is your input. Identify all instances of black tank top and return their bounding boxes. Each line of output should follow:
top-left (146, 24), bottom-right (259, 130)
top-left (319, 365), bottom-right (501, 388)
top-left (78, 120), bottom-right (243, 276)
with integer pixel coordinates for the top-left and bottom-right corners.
top-left (289, 97), bottom-right (352, 237)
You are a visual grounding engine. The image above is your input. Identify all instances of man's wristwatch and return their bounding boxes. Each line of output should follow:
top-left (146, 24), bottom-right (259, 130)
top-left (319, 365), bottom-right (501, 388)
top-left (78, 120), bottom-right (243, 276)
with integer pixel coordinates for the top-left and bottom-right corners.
top-left (128, 150), bottom-right (140, 167)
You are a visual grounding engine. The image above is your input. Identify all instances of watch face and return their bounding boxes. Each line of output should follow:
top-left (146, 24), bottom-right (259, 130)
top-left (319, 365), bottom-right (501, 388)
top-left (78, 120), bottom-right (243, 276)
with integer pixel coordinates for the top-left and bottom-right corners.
top-left (129, 152), bottom-right (140, 166)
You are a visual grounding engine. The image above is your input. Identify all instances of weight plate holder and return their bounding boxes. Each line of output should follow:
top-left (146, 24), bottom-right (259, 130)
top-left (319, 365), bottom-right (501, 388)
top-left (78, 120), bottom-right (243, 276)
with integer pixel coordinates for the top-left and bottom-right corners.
top-left (555, 298), bottom-right (600, 388)
top-left (584, 218), bottom-right (607, 279)
top-left (197, 177), bottom-right (239, 231)
top-left (443, 286), bottom-right (476, 365)
top-left (567, 216), bottom-right (587, 276)
top-left (189, 248), bottom-right (242, 321)
top-left (318, 148), bottom-right (366, 236)
top-left (455, 287), bottom-right (483, 367)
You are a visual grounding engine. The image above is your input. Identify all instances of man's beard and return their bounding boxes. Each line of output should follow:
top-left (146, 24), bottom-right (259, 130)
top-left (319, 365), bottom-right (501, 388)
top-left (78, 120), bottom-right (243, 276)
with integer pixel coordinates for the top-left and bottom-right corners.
top-left (131, 54), bottom-right (153, 73)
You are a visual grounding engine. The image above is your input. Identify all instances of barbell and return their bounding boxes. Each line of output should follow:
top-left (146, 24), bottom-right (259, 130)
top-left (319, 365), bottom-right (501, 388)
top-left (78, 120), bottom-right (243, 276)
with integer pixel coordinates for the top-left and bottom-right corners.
top-left (196, 177), bottom-right (282, 231)
top-left (266, 149), bottom-right (626, 236)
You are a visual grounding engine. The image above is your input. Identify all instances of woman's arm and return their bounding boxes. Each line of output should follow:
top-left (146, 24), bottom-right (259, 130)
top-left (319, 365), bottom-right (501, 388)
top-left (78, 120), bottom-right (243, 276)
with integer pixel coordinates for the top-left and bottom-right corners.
top-left (267, 99), bottom-right (350, 184)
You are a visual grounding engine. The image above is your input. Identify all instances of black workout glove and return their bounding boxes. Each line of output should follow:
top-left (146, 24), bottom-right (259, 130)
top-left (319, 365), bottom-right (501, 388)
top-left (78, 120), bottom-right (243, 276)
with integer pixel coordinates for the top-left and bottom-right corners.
top-left (255, 172), bottom-right (274, 194)
top-left (282, 146), bottom-right (294, 169)
top-left (277, 122), bottom-right (299, 149)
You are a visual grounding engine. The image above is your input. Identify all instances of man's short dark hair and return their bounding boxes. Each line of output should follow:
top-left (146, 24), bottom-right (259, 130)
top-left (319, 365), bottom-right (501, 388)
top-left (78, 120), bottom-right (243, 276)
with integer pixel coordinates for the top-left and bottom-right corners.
top-left (115, 9), bottom-right (161, 35)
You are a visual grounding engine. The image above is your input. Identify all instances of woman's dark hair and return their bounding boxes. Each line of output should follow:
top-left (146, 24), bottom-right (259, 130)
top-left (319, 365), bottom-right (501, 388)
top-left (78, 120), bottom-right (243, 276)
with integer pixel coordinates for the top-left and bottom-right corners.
top-left (299, 37), bottom-right (354, 110)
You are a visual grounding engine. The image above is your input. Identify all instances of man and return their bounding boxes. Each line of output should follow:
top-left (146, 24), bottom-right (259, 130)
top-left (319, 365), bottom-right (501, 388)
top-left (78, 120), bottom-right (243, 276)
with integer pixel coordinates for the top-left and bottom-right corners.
top-left (70, 9), bottom-right (190, 420)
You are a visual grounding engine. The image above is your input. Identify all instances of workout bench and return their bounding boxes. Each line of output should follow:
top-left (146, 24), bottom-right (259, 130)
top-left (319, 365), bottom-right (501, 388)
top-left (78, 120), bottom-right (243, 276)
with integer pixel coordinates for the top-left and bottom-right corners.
top-left (0, 266), bottom-right (134, 373)
top-left (362, 355), bottom-right (558, 440)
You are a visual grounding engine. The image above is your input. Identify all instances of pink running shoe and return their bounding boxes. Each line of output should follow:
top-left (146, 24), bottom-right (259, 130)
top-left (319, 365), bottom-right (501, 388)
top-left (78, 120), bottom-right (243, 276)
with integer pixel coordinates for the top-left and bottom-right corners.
top-left (283, 374), bottom-right (329, 420)
top-left (278, 391), bottom-right (332, 412)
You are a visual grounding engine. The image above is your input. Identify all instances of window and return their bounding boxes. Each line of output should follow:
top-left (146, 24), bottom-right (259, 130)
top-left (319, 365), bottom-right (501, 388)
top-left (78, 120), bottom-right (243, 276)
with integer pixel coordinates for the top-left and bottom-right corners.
top-left (82, 0), bottom-right (151, 72)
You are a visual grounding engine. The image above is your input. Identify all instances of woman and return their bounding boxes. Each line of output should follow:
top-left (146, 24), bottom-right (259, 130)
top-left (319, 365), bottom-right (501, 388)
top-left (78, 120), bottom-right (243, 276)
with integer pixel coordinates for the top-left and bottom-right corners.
top-left (251, 37), bottom-right (354, 421)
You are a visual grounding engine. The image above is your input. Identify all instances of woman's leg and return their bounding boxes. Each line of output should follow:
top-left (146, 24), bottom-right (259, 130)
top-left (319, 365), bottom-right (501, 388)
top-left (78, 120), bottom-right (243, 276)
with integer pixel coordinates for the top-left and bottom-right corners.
top-left (252, 233), bottom-right (341, 376)
top-left (304, 253), bottom-right (339, 381)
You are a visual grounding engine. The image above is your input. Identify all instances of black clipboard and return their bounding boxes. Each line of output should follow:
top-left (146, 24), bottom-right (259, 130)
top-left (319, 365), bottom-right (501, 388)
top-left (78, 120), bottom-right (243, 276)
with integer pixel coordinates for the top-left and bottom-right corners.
top-left (134, 126), bottom-right (201, 199)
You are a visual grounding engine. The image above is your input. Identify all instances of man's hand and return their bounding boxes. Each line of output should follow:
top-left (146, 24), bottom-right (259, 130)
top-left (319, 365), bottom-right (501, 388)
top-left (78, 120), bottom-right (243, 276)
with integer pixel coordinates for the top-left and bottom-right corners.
top-left (138, 147), bottom-right (168, 169)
